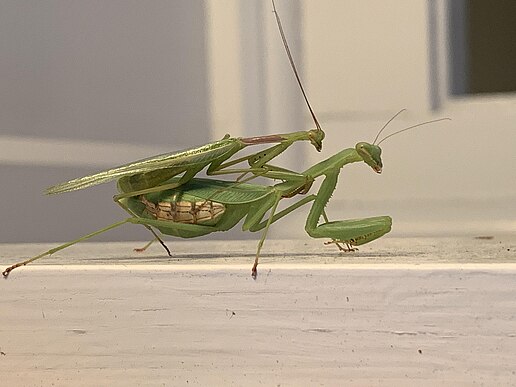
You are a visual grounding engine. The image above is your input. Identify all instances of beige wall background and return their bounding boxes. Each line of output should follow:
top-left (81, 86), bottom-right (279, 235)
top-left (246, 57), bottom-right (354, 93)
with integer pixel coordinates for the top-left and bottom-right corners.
top-left (1, 0), bottom-right (514, 243)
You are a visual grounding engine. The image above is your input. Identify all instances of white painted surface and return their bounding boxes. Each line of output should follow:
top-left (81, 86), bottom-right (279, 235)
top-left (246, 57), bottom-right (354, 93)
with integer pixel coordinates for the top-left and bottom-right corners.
top-left (1, 238), bottom-right (515, 385)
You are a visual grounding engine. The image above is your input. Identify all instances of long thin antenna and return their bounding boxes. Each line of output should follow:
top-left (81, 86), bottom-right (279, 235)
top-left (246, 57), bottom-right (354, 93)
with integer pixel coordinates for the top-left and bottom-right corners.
top-left (372, 109), bottom-right (406, 144)
top-left (272, 0), bottom-right (322, 131)
top-left (377, 118), bottom-right (451, 145)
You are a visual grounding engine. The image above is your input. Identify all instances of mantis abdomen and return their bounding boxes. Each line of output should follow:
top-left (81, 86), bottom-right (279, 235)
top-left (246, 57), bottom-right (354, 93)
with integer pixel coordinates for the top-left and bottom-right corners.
top-left (140, 195), bottom-right (225, 225)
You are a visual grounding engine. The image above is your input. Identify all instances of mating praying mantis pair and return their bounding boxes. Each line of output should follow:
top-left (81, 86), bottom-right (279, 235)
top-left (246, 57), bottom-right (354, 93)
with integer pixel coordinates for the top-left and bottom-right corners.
top-left (2, 1), bottom-right (448, 278)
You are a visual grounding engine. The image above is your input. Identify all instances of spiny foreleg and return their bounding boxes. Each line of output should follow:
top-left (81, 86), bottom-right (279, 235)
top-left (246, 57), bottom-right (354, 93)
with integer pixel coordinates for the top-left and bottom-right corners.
top-left (305, 172), bottom-right (392, 248)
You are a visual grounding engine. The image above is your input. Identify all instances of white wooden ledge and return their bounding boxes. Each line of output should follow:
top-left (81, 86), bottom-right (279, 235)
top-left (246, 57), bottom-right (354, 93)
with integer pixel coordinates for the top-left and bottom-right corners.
top-left (1, 237), bottom-right (515, 385)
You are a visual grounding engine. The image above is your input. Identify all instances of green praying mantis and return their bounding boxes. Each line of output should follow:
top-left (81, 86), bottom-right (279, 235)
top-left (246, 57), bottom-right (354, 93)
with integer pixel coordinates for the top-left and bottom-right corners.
top-left (2, 112), bottom-right (447, 279)
top-left (2, 1), bottom-right (449, 278)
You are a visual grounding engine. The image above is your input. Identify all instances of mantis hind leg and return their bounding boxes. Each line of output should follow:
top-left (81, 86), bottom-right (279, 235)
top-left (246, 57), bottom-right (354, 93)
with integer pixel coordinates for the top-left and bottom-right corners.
top-left (244, 194), bottom-right (317, 279)
top-left (3, 219), bottom-right (133, 277)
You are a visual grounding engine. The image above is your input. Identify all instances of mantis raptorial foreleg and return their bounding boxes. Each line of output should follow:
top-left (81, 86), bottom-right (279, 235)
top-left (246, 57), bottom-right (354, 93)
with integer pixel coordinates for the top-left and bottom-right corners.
top-left (304, 172), bottom-right (392, 247)
top-left (321, 209), bottom-right (354, 251)
top-left (213, 140), bottom-right (296, 172)
top-left (214, 140), bottom-right (303, 181)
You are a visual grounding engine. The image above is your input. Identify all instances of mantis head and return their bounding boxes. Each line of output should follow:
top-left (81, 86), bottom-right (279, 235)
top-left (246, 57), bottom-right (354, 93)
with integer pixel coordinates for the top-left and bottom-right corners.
top-left (356, 142), bottom-right (383, 174)
top-left (308, 128), bottom-right (325, 152)
top-left (360, 110), bottom-right (451, 175)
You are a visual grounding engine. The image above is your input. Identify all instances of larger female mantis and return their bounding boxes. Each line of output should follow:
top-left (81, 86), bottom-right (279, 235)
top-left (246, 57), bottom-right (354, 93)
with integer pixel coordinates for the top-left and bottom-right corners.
top-left (2, 115), bottom-right (448, 278)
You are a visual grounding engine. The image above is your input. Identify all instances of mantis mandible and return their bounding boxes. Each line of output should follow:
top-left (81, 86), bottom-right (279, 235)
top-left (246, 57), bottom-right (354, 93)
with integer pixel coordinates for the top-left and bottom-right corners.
top-left (2, 114), bottom-right (449, 278)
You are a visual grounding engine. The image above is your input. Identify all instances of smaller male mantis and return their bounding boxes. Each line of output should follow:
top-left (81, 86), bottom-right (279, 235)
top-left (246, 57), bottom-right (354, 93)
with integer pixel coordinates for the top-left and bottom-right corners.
top-left (2, 115), bottom-right (449, 278)
top-left (44, 0), bottom-right (324, 197)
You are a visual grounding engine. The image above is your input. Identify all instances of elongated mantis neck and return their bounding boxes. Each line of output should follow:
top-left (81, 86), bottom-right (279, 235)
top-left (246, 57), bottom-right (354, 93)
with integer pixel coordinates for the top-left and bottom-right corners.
top-left (303, 148), bottom-right (362, 178)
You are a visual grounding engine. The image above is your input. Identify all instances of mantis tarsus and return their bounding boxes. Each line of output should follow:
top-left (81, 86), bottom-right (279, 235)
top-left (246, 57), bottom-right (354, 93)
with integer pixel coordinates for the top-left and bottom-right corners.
top-left (2, 1), bottom-right (449, 278)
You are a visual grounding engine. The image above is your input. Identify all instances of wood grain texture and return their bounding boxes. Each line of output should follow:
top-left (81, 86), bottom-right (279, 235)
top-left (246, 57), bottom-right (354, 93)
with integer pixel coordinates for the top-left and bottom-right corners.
top-left (1, 237), bottom-right (515, 385)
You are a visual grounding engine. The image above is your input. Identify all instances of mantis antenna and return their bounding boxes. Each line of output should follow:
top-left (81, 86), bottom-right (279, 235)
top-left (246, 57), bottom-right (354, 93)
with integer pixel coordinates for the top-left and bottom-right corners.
top-left (272, 0), bottom-right (322, 132)
top-left (377, 118), bottom-right (451, 145)
top-left (372, 109), bottom-right (406, 144)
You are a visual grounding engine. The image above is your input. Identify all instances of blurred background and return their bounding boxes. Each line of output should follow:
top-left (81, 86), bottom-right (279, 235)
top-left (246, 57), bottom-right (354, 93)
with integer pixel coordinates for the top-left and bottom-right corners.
top-left (1, 0), bottom-right (515, 243)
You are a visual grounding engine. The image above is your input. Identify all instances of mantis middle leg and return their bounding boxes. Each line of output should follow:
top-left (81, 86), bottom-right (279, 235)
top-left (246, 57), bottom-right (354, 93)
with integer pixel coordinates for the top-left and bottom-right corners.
top-left (242, 192), bottom-right (318, 278)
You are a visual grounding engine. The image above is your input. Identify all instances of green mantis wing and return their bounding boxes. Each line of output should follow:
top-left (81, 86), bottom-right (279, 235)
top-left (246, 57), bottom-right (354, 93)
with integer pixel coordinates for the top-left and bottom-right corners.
top-left (45, 137), bottom-right (243, 195)
top-left (146, 177), bottom-right (273, 205)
